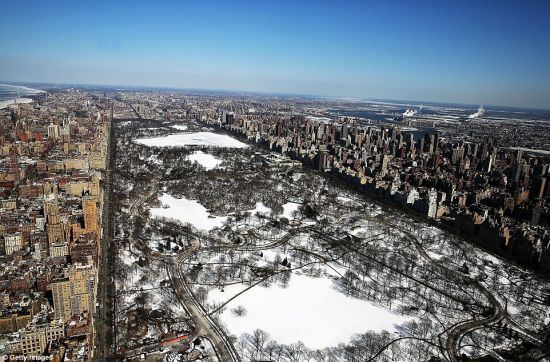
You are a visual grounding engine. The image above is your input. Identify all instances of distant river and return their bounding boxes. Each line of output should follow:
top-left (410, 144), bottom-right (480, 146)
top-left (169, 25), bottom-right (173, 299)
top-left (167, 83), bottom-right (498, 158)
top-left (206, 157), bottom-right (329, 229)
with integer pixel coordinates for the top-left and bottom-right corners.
top-left (0, 83), bottom-right (43, 109)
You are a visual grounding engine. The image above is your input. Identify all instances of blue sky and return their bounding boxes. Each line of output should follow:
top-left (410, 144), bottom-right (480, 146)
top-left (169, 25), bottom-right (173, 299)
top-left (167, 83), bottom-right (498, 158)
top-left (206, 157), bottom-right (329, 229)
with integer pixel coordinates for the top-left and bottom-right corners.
top-left (1, 0), bottom-right (550, 108)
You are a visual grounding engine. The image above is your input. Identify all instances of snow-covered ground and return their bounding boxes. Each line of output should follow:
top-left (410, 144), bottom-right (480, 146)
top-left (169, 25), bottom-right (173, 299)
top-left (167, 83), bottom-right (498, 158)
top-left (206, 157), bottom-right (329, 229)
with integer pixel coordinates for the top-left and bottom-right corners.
top-left (172, 124), bottom-right (188, 131)
top-left (151, 193), bottom-right (274, 233)
top-left (208, 273), bottom-right (410, 349)
top-left (145, 154), bottom-right (162, 165)
top-left (249, 202), bottom-right (271, 216)
top-left (187, 151), bottom-right (222, 170)
top-left (135, 132), bottom-right (248, 148)
top-left (151, 194), bottom-right (227, 231)
top-left (282, 202), bottom-right (300, 219)
top-left (120, 249), bottom-right (138, 266)
top-left (337, 196), bottom-right (355, 203)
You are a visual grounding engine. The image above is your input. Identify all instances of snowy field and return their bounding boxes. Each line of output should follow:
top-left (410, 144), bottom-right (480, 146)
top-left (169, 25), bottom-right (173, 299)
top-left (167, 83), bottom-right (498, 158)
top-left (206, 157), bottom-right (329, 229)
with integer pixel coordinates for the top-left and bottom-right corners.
top-left (187, 151), bottom-right (222, 170)
top-left (135, 131), bottom-right (248, 148)
top-left (171, 124), bottom-right (188, 131)
top-left (151, 194), bottom-right (274, 231)
top-left (282, 202), bottom-right (300, 219)
top-left (208, 273), bottom-right (410, 349)
top-left (250, 202), bottom-right (271, 216)
top-left (151, 194), bottom-right (227, 231)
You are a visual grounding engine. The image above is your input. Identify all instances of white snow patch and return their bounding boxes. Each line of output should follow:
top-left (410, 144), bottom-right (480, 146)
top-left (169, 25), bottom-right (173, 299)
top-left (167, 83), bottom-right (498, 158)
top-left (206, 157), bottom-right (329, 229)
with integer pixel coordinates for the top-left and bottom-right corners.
top-left (208, 274), bottom-right (410, 349)
top-left (151, 194), bottom-right (227, 231)
top-left (171, 124), bottom-right (188, 131)
top-left (121, 249), bottom-right (138, 266)
top-left (260, 250), bottom-right (281, 262)
top-left (251, 202), bottom-right (271, 216)
top-left (282, 202), bottom-right (300, 219)
top-left (507, 303), bottom-right (520, 315)
top-left (337, 196), bottom-right (354, 203)
top-left (188, 151), bottom-right (222, 170)
top-left (146, 154), bottom-right (162, 165)
top-left (135, 132), bottom-right (248, 148)
top-left (426, 250), bottom-right (444, 260)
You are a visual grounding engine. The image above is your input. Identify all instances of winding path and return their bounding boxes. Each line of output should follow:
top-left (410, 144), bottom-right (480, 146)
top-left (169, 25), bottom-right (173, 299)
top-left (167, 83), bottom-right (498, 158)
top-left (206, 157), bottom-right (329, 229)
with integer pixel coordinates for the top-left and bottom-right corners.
top-left (395, 224), bottom-right (549, 361)
top-left (163, 222), bottom-right (313, 362)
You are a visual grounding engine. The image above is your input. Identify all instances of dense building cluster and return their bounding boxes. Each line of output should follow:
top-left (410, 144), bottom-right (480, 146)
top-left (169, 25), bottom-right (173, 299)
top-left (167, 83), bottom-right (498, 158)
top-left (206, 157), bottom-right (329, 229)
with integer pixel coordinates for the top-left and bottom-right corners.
top-left (203, 112), bottom-right (550, 275)
top-left (108, 90), bottom-right (550, 361)
top-left (107, 89), bottom-right (550, 275)
top-left (0, 82), bottom-right (547, 360)
top-left (0, 90), bottom-right (109, 359)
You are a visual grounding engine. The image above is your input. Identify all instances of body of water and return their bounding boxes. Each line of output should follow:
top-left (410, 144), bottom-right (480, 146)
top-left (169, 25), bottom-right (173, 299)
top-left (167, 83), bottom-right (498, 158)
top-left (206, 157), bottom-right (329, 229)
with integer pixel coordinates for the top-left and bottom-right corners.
top-left (0, 83), bottom-right (43, 109)
top-left (330, 101), bottom-right (550, 123)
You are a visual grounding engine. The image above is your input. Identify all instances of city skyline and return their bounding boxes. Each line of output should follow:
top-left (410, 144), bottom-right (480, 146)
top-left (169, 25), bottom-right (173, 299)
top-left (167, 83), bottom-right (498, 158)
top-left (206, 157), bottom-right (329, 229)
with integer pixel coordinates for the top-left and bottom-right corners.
top-left (1, 1), bottom-right (550, 359)
top-left (1, 0), bottom-right (550, 109)
top-left (1, 64), bottom-right (549, 361)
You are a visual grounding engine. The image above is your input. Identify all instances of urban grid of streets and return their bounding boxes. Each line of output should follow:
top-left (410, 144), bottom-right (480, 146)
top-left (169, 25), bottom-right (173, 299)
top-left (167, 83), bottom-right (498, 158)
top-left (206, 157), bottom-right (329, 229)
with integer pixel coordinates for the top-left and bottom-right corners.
top-left (98, 92), bottom-right (550, 362)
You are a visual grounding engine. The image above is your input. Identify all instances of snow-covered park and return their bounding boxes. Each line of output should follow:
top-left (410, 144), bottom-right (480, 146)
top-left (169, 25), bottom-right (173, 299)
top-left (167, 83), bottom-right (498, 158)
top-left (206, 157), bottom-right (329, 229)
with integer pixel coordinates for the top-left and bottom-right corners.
top-left (114, 120), bottom-right (550, 361)
top-left (171, 124), bottom-right (188, 131)
top-left (135, 131), bottom-right (248, 148)
top-left (187, 150), bottom-right (222, 170)
top-left (208, 273), bottom-right (410, 349)
top-left (151, 194), bottom-right (227, 231)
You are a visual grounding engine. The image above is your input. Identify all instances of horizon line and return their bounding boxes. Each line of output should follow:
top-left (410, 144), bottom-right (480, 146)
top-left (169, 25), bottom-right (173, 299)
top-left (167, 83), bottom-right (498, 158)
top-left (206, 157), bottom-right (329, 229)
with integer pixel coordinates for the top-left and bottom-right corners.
top-left (2, 79), bottom-right (550, 113)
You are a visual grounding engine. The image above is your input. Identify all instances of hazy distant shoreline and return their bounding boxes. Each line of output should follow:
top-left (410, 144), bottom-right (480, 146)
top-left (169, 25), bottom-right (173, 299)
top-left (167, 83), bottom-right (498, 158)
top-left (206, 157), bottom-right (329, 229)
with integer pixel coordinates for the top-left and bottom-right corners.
top-left (0, 83), bottom-right (44, 109)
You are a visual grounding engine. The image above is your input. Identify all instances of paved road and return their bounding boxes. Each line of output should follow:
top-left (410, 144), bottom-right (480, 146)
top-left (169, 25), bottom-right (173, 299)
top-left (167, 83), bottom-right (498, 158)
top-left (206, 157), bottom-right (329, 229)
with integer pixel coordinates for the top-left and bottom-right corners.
top-left (168, 249), bottom-right (241, 362)
top-left (395, 225), bottom-right (550, 361)
top-left (384, 224), bottom-right (506, 362)
top-left (164, 208), bottom-right (549, 362)
top-left (117, 178), bottom-right (240, 360)
top-left (94, 113), bottom-right (116, 361)
top-left (161, 222), bottom-right (313, 362)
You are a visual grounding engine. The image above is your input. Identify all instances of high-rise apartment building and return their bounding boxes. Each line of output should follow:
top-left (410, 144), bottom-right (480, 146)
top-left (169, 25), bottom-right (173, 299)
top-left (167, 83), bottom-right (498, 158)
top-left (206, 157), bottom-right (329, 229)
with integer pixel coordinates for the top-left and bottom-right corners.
top-left (82, 197), bottom-right (98, 234)
top-left (51, 266), bottom-right (95, 322)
